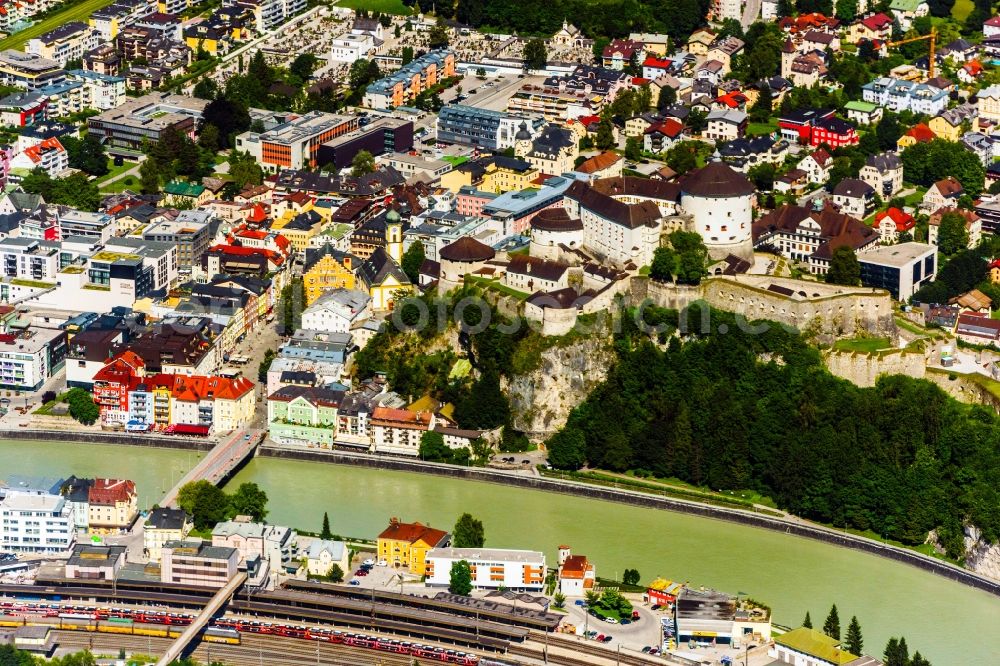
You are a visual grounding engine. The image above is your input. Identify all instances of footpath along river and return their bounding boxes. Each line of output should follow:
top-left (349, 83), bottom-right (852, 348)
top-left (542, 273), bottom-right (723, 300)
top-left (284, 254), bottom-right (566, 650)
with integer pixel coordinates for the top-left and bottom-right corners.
top-left (0, 439), bottom-right (997, 664)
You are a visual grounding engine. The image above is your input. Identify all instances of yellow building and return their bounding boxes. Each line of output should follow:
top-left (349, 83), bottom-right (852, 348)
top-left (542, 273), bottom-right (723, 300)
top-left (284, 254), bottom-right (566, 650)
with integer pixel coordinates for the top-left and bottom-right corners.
top-left (303, 244), bottom-right (358, 305)
top-left (377, 517), bottom-right (450, 576)
top-left (927, 114), bottom-right (963, 142)
top-left (357, 213), bottom-right (413, 311)
top-left (481, 157), bottom-right (539, 193)
top-left (271, 210), bottom-right (323, 254)
top-left (440, 165), bottom-right (477, 193)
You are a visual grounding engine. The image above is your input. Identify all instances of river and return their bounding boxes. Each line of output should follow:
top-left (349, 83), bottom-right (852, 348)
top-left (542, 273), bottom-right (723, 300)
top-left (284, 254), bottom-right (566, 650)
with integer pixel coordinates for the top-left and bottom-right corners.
top-left (1, 440), bottom-right (997, 664)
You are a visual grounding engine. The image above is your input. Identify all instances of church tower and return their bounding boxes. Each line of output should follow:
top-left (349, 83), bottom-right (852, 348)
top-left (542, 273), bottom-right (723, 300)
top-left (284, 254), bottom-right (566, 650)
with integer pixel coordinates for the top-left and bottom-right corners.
top-left (385, 209), bottom-right (403, 264)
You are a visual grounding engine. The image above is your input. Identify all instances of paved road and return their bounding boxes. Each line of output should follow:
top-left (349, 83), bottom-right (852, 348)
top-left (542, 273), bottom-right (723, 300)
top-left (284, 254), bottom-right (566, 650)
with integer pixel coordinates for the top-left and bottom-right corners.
top-left (741, 0), bottom-right (762, 27)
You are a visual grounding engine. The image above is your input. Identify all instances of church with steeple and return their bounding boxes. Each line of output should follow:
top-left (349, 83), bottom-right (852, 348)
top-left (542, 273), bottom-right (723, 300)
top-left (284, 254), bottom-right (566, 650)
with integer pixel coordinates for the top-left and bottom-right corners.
top-left (356, 209), bottom-right (413, 311)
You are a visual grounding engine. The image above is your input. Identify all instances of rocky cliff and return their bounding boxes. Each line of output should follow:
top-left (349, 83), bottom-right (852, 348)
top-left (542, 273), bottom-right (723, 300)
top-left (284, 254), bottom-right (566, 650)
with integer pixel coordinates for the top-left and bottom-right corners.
top-left (505, 333), bottom-right (616, 440)
top-left (964, 526), bottom-right (1000, 581)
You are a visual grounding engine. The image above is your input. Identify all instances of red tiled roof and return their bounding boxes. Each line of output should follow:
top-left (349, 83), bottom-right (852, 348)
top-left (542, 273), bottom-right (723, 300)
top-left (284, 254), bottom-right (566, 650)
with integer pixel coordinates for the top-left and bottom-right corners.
top-left (377, 518), bottom-right (448, 546)
top-left (861, 13), bottom-right (892, 30)
top-left (88, 478), bottom-right (136, 505)
top-left (874, 207), bottom-right (915, 231)
top-left (905, 123), bottom-right (936, 143)
top-left (642, 55), bottom-right (672, 69)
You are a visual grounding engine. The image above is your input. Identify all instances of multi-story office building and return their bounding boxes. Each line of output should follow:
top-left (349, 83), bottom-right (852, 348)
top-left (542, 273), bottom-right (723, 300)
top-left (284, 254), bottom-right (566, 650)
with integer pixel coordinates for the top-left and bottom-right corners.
top-left (235, 111), bottom-right (358, 172)
top-left (160, 540), bottom-right (239, 588)
top-left (0, 491), bottom-right (75, 554)
top-left (315, 118), bottom-right (413, 170)
top-left (87, 92), bottom-right (208, 150)
top-left (424, 548), bottom-right (546, 591)
top-left (142, 210), bottom-right (215, 273)
top-left (436, 104), bottom-right (539, 151)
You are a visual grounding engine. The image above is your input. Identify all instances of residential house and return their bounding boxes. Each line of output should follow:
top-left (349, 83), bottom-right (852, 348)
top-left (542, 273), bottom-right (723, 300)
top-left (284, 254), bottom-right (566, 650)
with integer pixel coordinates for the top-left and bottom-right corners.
top-left (686, 29), bottom-right (716, 56)
top-left (832, 178), bottom-right (876, 219)
top-left (503, 255), bottom-right (570, 293)
top-left (862, 77), bottom-right (948, 115)
top-left (811, 116), bottom-right (858, 148)
top-left (306, 539), bottom-right (349, 577)
top-left (704, 108), bottom-right (746, 142)
top-left (859, 152), bottom-right (903, 198)
top-left (643, 117), bottom-right (685, 153)
top-left (844, 100), bottom-right (882, 126)
top-left (928, 207), bottom-right (981, 249)
top-left (955, 312), bottom-right (1000, 346)
top-left (921, 177), bottom-right (964, 212)
top-left (986, 15), bottom-right (1000, 39)
top-left (889, 0), bottom-right (929, 31)
top-left (873, 207), bottom-right (915, 243)
top-left (928, 105), bottom-right (976, 142)
top-left (846, 12), bottom-right (893, 43)
top-left (300, 289), bottom-right (371, 335)
top-left (705, 37), bottom-right (744, 76)
top-left (575, 151), bottom-right (623, 180)
top-left (376, 517), bottom-right (450, 576)
top-left (798, 148), bottom-right (832, 184)
top-left (212, 518), bottom-right (297, 584)
top-left (719, 136), bottom-right (789, 172)
top-left (86, 478), bottom-right (137, 533)
top-left (143, 507), bottom-right (192, 563)
top-left (896, 122), bottom-right (936, 150)
top-left (977, 84), bottom-right (1000, 124)
top-left (267, 385), bottom-right (342, 448)
top-left (601, 39), bottom-right (644, 70)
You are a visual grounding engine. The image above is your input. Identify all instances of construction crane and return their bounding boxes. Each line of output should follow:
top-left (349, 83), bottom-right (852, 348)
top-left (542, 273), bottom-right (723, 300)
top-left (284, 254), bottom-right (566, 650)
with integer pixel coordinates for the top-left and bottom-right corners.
top-left (886, 29), bottom-right (938, 81)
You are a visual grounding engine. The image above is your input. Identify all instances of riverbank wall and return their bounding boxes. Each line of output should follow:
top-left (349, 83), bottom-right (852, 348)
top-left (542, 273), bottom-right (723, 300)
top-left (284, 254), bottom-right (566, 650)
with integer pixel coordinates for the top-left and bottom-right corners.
top-left (259, 446), bottom-right (1000, 599)
top-left (0, 429), bottom-right (215, 451)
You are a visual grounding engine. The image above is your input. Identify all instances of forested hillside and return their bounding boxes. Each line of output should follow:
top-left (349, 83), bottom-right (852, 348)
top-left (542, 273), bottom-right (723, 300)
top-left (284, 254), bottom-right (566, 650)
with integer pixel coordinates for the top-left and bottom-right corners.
top-left (403, 0), bottom-right (712, 41)
top-left (546, 305), bottom-right (1000, 557)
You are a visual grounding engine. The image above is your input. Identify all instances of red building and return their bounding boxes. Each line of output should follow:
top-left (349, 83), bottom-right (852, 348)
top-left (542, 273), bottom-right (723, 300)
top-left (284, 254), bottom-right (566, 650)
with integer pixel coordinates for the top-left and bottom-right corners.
top-left (810, 116), bottom-right (859, 148)
top-left (777, 108), bottom-right (836, 144)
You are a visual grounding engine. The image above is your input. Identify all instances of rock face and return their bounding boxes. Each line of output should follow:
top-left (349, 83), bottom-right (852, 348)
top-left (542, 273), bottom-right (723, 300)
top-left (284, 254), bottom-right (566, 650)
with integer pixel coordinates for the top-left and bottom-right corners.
top-left (506, 335), bottom-right (616, 440)
top-left (964, 526), bottom-right (1000, 581)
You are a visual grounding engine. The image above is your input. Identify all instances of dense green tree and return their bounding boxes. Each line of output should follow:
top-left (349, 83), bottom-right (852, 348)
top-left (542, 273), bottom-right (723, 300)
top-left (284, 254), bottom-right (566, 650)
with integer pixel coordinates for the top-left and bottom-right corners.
top-left (289, 53), bottom-right (318, 82)
top-left (193, 78), bottom-right (218, 100)
top-left (622, 568), bottom-right (641, 585)
top-left (803, 611), bottom-right (813, 628)
top-left (625, 136), bottom-right (642, 162)
top-left (401, 46), bottom-right (414, 65)
top-left (910, 652), bottom-right (932, 666)
top-left (321, 511), bottom-right (333, 540)
top-left (749, 84), bottom-right (772, 123)
top-left (546, 428), bottom-right (587, 470)
top-left (825, 246), bottom-right (861, 286)
top-left (665, 141), bottom-right (698, 174)
top-left (649, 246), bottom-right (676, 282)
top-left (229, 482), bottom-right (269, 521)
top-left (901, 139), bottom-right (985, 195)
top-left (835, 0), bottom-right (858, 20)
top-left (927, 0), bottom-right (954, 16)
top-left (884, 637), bottom-right (909, 666)
top-left (523, 38), bottom-right (547, 70)
top-left (453, 513), bottom-right (486, 548)
top-left (449, 560), bottom-right (473, 595)
top-left (228, 150), bottom-right (264, 189)
top-left (428, 22), bottom-right (450, 49)
top-left (875, 113), bottom-right (902, 151)
top-left (197, 124), bottom-right (220, 152)
top-left (62, 134), bottom-right (108, 176)
top-left (936, 210), bottom-right (970, 256)
top-left (686, 108), bottom-right (708, 134)
top-left (669, 230), bottom-right (708, 285)
top-left (595, 119), bottom-right (616, 150)
top-left (65, 388), bottom-right (99, 425)
top-left (139, 158), bottom-right (161, 194)
top-left (823, 604), bottom-right (841, 640)
top-left (351, 150), bottom-right (376, 177)
top-left (455, 370), bottom-right (509, 429)
top-left (20, 170), bottom-right (101, 211)
top-left (419, 431), bottom-right (451, 462)
top-left (657, 84), bottom-right (677, 111)
top-left (845, 616), bottom-right (864, 656)
top-left (199, 98), bottom-right (251, 149)
top-left (402, 240), bottom-right (426, 283)
top-left (177, 480), bottom-right (230, 530)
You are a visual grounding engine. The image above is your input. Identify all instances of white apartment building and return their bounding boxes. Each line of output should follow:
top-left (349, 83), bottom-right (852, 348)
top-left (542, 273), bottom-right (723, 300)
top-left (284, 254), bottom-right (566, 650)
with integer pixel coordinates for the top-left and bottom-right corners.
top-left (0, 491), bottom-right (76, 554)
top-left (300, 288), bottom-right (372, 334)
top-left (424, 548), bottom-right (547, 591)
top-left (861, 77), bottom-right (949, 115)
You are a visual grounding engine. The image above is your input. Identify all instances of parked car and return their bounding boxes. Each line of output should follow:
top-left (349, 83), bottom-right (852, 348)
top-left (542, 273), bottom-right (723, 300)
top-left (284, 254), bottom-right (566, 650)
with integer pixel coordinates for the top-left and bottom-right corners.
top-left (574, 600), bottom-right (585, 606)
top-left (362, 558), bottom-right (375, 566)
top-left (604, 617), bottom-right (618, 624)
top-left (595, 634), bottom-right (605, 642)
top-left (349, 580), bottom-right (361, 586)
top-left (620, 619), bottom-right (631, 625)
top-left (601, 635), bottom-right (613, 643)
top-left (377, 560), bottom-right (388, 567)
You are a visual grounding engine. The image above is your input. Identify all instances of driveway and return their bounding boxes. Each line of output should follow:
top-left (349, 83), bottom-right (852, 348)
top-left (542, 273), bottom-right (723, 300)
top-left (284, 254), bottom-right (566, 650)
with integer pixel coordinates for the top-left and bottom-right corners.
top-left (558, 602), bottom-right (662, 651)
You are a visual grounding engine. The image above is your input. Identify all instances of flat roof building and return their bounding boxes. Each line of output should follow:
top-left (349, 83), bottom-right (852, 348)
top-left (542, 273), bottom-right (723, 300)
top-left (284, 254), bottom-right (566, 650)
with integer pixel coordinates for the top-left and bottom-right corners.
top-left (857, 241), bottom-right (936, 300)
top-left (161, 539), bottom-right (239, 588)
top-left (0, 51), bottom-right (65, 90)
top-left (87, 92), bottom-right (208, 149)
top-left (424, 547), bottom-right (546, 591)
top-left (235, 111), bottom-right (358, 172)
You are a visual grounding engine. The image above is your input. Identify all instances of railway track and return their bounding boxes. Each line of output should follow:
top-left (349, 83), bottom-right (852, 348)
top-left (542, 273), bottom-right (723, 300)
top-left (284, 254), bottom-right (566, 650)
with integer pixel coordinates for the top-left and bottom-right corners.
top-left (54, 631), bottom-right (421, 666)
top-left (535, 633), bottom-right (666, 666)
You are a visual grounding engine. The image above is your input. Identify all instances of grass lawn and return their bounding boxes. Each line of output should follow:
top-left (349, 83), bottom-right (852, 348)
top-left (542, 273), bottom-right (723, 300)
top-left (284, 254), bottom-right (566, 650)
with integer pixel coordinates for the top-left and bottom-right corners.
top-left (335, 0), bottom-right (412, 14)
top-left (746, 122), bottom-right (778, 137)
top-left (100, 174), bottom-right (139, 193)
top-left (464, 275), bottom-right (529, 300)
top-left (0, 0), bottom-right (117, 50)
top-left (833, 337), bottom-right (893, 353)
top-left (96, 159), bottom-right (137, 186)
top-left (901, 187), bottom-right (927, 207)
top-left (952, 0), bottom-right (974, 22)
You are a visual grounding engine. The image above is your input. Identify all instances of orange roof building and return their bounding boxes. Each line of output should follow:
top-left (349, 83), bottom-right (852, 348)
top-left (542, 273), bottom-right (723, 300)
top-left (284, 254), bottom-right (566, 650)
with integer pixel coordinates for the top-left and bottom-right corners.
top-left (377, 517), bottom-right (450, 576)
top-left (557, 545), bottom-right (596, 596)
top-left (87, 478), bottom-right (138, 533)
